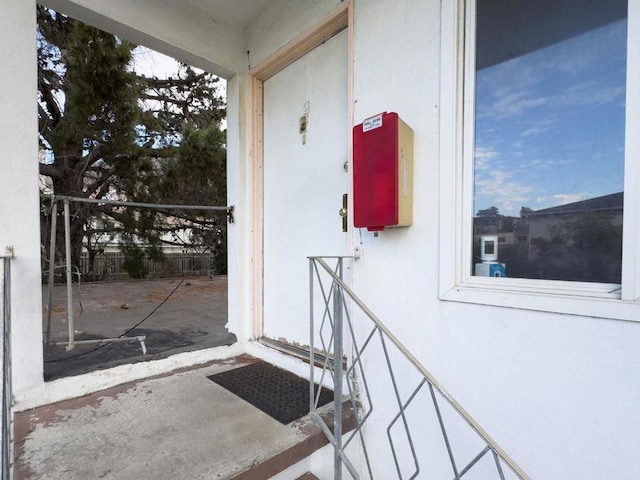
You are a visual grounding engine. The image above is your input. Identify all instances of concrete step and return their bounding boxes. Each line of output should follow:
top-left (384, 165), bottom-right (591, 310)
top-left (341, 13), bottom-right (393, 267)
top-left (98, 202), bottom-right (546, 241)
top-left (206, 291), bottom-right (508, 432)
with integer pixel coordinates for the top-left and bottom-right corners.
top-left (228, 398), bottom-right (354, 480)
top-left (296, 473), bottom-right (320, 480)
top-left (15, 357), bottom-right (354, 480)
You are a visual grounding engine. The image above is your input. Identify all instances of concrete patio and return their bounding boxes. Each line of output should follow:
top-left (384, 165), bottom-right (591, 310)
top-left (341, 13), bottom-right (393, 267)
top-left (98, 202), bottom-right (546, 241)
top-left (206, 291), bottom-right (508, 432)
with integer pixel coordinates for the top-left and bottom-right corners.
top-left (15, 356), bottom-right (341, 479)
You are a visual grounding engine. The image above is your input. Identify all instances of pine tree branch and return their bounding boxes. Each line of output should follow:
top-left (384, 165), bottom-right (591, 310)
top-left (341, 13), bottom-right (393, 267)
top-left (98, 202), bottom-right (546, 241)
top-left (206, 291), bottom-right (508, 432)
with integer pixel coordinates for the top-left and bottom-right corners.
top-left (39, 162), bottom-right (66, 179)
top-left (141, 73), bottom-right (210, 88)
top-left (141, 93), bottom-right (190, 106)
top-left (38, 77), bottom-right (63, 129)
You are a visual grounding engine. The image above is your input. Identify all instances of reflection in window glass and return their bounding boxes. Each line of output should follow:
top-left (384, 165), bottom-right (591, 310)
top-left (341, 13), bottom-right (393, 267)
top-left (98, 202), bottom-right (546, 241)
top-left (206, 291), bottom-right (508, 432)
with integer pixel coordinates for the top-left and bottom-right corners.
top-left (472, 0), bottom-right (627, 283)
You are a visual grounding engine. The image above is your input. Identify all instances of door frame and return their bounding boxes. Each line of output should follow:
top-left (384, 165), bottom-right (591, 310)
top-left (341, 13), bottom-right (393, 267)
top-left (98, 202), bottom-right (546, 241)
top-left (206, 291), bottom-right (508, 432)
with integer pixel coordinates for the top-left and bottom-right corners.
top-left (249, 1), bottom-right (353, 339)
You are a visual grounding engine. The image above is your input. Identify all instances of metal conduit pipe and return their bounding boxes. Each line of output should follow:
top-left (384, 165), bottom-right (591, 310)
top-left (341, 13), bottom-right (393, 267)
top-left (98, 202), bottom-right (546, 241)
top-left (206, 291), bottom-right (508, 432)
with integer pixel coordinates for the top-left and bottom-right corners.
top-left (51, 194), bottom-right (235, 223)
top-left (53, 336), bottom-right (147, 355)
top-left (46, 194), bottom-right (236, 353)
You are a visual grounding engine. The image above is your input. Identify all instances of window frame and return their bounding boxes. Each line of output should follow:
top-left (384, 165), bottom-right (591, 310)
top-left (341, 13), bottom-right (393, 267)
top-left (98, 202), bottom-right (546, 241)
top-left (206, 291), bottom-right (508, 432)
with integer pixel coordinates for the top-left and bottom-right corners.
top-left (439, 0), bottom-right (640, 322)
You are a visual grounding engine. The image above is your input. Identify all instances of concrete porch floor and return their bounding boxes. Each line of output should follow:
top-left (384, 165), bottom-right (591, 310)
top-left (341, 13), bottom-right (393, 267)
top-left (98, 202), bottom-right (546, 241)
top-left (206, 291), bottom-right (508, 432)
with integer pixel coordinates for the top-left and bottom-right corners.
top-left (15, 356), bottom-right (336, 479)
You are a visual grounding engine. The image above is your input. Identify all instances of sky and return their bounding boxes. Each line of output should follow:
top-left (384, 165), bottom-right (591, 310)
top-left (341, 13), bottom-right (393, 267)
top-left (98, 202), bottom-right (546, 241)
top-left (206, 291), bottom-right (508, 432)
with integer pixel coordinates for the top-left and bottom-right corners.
top-left (129, 46), bottom-right (227, 130)
top-left (473, 18), bottom-right (627, 217)
top-left (130, 46), bottom-right (183, 78)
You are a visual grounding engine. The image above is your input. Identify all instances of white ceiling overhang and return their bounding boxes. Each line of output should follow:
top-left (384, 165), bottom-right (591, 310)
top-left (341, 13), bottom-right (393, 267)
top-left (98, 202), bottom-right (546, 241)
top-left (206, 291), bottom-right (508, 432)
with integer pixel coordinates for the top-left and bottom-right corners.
top-left (38, 0), bottom-right (274, 78)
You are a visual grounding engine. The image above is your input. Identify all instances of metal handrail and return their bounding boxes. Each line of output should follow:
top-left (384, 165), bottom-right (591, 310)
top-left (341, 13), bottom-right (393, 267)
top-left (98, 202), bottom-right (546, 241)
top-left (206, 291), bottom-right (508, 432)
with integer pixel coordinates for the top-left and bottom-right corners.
top-left (308, 256), bottom-right (529, 480)
top-left (1, 255), bottom-right (14, 480)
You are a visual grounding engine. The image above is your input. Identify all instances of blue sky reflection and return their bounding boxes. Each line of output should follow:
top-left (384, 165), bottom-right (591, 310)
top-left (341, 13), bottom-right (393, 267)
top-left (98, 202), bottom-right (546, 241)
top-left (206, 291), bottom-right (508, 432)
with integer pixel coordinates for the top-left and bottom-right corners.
top-left (473, 19), bottom-right (627, 216)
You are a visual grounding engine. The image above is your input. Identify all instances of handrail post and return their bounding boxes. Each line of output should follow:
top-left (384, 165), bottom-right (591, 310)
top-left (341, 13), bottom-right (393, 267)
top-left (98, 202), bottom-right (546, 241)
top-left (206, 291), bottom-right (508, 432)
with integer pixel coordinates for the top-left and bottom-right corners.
top-left (309, 258), bottom-right (315, 414)
top-left (333, 271), bottom-right (343, 480)
top-left (45, 201), bottom-right (58, 346)
top-left (63, 200), bottom-right (75, 351)
top-left (2, 257), bottom-right (13, 480)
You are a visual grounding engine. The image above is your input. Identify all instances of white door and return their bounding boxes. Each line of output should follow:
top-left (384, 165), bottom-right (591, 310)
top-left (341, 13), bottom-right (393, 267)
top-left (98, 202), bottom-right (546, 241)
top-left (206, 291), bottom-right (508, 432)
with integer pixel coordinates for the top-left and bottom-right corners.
top-left (262, 29), bottom-right (348, 348)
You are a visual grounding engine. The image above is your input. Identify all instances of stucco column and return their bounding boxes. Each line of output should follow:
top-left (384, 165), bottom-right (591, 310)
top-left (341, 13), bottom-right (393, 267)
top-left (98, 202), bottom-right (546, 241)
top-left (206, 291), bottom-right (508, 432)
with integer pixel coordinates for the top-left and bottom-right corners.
top-left (226, 72), bottom-right (257, 344)
top-left (0, 0), bottom-right (45, 401)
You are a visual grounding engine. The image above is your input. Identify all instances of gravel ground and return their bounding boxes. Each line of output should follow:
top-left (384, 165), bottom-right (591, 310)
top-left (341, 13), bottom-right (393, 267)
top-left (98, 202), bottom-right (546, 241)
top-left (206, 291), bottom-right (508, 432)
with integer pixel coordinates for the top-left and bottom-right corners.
top-left (42, 276), bottom-right (235, 380)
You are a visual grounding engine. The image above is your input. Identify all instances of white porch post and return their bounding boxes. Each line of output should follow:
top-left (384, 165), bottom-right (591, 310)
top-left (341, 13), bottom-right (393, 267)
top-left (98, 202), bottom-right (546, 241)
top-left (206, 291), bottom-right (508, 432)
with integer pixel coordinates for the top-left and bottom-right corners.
top-left (0, 0), bottom-right (45, 400)
top-left (226, 72), bottom-right (259, 344)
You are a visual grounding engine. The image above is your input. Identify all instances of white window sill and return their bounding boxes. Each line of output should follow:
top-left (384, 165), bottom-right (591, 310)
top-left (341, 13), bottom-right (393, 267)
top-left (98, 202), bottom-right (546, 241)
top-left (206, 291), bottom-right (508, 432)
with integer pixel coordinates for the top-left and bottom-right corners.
top-left (440, 279), bottom-right (640, 323)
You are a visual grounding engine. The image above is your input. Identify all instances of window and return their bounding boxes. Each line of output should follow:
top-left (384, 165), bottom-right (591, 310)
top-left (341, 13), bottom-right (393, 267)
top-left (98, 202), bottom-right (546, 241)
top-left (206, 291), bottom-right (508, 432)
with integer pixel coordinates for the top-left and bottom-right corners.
top-left (440, 0), bottom-right (640, 321)
top-left (473, 0), bottom-right (626, 284)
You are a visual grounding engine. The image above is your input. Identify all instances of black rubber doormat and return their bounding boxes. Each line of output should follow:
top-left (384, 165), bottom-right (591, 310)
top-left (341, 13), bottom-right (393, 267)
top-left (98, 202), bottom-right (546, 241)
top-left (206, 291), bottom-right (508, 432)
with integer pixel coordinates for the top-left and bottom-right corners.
top-left (208, 362), bottom-right (334, 424)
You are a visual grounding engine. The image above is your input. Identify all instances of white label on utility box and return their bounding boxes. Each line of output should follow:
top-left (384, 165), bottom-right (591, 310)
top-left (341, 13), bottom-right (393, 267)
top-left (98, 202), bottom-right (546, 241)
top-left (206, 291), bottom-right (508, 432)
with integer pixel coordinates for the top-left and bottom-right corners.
top-left (363, 114), bottom-right (383, 132)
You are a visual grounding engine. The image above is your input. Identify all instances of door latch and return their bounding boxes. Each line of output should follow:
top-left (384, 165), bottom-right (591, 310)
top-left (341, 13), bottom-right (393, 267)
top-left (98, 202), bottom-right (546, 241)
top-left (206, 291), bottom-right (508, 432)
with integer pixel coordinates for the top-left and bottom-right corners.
top-left (339, 193), bottom-right (348, 232)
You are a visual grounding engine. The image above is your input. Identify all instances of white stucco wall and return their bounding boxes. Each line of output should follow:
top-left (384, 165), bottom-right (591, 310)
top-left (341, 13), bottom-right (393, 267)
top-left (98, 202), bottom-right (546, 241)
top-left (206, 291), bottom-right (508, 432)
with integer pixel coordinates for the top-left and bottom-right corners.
top-left (5, 0), bottom-right (640, 477)
top-left (225, 73), bottom-right (255, 344)
top-left (246, 0), bottom-right (342, 68)
top-left (349, 1), bottom-right (640, 478)
top-left (3, 0), bottom-right (257, 408)
top-left (0, 0), bottom-right (45, 399)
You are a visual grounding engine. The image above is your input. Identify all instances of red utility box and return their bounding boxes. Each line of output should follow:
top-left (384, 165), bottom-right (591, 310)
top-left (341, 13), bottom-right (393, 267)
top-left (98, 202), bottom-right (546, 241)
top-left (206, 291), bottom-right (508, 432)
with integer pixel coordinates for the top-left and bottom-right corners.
top-left (353, 112), bottom-right (414, 232)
